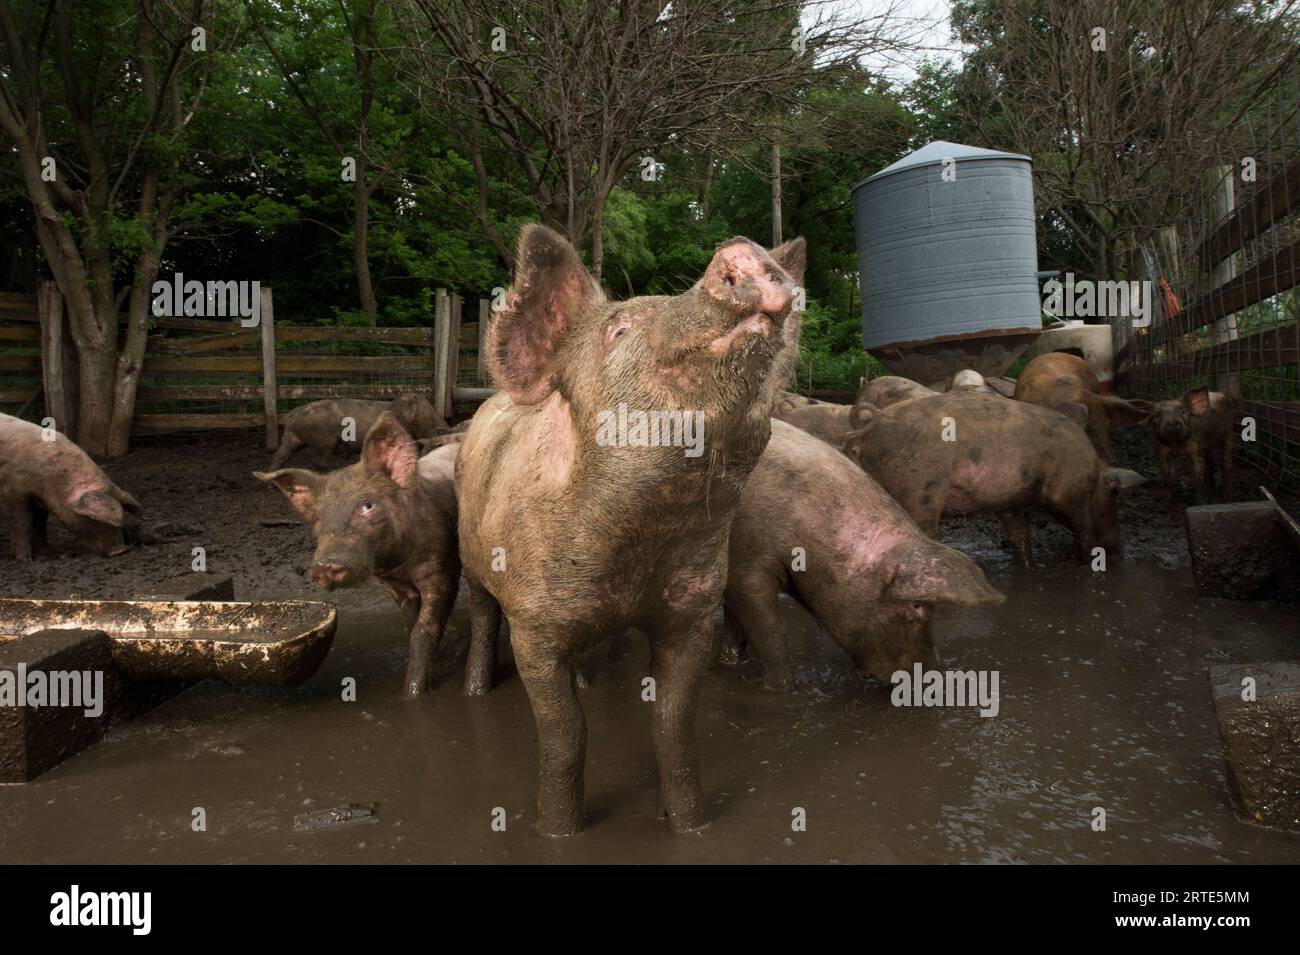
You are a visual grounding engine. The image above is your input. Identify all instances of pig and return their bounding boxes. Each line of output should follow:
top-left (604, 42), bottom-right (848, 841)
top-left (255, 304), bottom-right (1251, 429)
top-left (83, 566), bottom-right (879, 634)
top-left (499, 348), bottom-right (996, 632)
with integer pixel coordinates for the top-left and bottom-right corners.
top-left (255, 412), bottom-right (464, 697)
top-left (0, 413), bottom-right (144, 559)
top-left (456, 225), bottom-right (803, 836)
top-left (841, 390), bottom-right (1145, 567)
top-left (722, 419), bottom-right (1004, 691)
top-left (773, 400), bottom-right (852, 445)
top-left (1014, 352), bottom-right (1151, 462)
top-left (1147, 385), bottom-right (1234, 505)
top-left (269, 393), bottom-right (445, 469)
top-left (858, 375), bottom-right (935, 408)
top-left (773, 391), bottom-right (820, 415)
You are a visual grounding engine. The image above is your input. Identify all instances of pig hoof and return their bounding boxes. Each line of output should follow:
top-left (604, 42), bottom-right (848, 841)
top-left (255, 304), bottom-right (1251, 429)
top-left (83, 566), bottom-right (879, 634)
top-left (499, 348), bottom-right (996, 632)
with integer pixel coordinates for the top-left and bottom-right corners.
top-left (663, 807), bottom-right (707, 833)
top-left (464, 677), bottom-right (492, 697)
top-left (575, 669), bottom-right (593, 690)
top-left (762, 674), bottom-right (794, 693)
top-left (402, 680), bottom-right (433, 699)
top-left (717, 646), bottom-right (742, 666)
top-left (536, 816), bottom-right (584, 838)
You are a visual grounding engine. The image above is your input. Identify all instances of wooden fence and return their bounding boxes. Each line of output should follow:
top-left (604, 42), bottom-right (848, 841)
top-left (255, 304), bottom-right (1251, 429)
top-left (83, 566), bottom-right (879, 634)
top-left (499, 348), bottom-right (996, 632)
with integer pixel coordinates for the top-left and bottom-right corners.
top-left (1113, 149), bottom-right (1300, 490)
top-left (0, 284), bottom-right (496, 448)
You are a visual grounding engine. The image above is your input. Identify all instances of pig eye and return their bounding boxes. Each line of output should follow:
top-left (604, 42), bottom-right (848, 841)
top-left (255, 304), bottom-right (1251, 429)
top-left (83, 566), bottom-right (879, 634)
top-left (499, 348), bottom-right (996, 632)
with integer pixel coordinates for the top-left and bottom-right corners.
top-left (358, 501), bottom-right (375, 514)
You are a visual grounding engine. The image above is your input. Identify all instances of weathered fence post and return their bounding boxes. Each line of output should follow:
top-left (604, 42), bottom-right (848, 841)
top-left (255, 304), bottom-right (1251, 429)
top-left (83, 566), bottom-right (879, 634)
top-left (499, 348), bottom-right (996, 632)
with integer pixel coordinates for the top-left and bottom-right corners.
top-left (434, 288), bottom-right (452, 421)
top-left (260, 286), bottom-right (278, 450)
top-left (448, 293), bottom-right (463, 415)
top-left (1206, 165), bottom-right (1241, 397)
top-left (37, 279), bottom-right (76, 439)
top-left (478, 298), bottom-right (490, 385)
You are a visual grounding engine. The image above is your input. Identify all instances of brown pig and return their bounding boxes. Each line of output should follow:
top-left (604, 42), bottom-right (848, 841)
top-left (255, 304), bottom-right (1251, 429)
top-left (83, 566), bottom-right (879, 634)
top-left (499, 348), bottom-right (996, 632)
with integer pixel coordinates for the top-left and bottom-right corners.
top-left (269, 393), bottom-right (445, 469)
top-left (0, 413), bottom-right (143, 559)
top-left (255, 412), bottom-right (463, 697)
top-left (723, 419), bottom-right (1004, 691)
top-left (858, 375), bottom-right (936, 408)
top-left (773, 400), bottom-right (852, 445)
top-left (1147, 385), bottom-right (1234, 505)
top-left (841, 390), bottom-right (1145, 567)
top-left (1014, 352), bottom-right (1151, 461)
top-left (456, 225), bottom-right (804, 836)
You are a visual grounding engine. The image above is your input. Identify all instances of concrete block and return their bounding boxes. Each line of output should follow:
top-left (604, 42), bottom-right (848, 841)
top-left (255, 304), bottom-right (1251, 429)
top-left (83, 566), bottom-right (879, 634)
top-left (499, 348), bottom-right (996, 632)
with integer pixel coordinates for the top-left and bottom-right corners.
top-left (1185, 502), bottom-right (1300, 601)
top-left (0, 629), bottom-right (120, 783)
top-left (1209, 663), bottom-right (1300, 832)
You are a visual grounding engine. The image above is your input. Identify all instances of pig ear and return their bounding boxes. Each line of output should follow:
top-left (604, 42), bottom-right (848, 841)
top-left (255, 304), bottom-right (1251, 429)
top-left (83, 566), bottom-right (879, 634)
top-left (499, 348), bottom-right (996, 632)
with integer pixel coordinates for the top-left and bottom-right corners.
top-left (1102, 395), bottom-right (1152, 427)
top-left (1102, 467), bottom-right (1146, 491)
top-left (363, 412), bottom-right (419, 489)
top-left (1054, 400), bottom-right (1090, 430)
top-left (770, 236), bottom-right (806, 286)
top-left (885, 541), bottom-right (1005, 606)
top-left (113, 487), bottom-right (143, 516)
top-left (253, 469), bottom-right (322, 522)
top-left (1183, 386), bottom-right (1211, 416)
top-left (848, 402), bottom-right (880, 432)
top-left (70, 490), bottom-right (125, 527)
top-left (490, 224), bottom-right (601, 405)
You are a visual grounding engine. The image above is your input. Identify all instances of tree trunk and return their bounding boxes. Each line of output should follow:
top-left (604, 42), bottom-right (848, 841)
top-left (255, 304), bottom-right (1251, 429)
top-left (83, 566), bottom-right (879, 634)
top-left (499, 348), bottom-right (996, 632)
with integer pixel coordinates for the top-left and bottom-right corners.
top-left (771, 133), bottom-right (783, 248)
top-left (353, 173), bottom-right (378, 323)
top-left (591, 193), bottom-right (606, 282)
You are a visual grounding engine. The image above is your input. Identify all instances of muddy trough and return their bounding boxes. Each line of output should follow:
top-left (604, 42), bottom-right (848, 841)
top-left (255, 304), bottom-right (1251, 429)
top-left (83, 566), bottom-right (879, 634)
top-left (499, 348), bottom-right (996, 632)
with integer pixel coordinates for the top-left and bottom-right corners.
top-left (0, 599), bottom-right (336, 685)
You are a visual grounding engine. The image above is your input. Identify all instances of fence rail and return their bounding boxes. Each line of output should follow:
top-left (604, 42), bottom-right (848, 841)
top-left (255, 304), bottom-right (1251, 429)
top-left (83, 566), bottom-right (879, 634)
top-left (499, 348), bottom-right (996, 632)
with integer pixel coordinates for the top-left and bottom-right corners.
top-left (1113, 73), bottom-right (1300, 492)
top-left (0, 285), bottom-right (497, 447)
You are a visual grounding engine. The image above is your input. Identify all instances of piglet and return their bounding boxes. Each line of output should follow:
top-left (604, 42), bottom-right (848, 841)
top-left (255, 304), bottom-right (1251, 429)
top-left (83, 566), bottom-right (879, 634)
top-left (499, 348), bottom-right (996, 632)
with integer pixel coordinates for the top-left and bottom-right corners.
top-left (1147, 385), bottom-right (1234, 505)
top-left (255, 412), bottom-right (465, 697)
top-left (269, 393), bottom-right (445, 469)
top-left (0, 413), bottom-right (143, 559)
top-left (723, 419), bottom-right (1004, 690)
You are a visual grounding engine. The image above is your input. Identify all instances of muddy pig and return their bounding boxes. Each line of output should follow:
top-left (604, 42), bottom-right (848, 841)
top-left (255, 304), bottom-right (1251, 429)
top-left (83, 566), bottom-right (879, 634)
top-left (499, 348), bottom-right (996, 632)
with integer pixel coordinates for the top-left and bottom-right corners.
top-left (255, 412), bottom-right (463, 697)
top-left (841, 391), bottom-right (1145, 566)
top-left (1147, 385), bottom-right (1234, 505)
top-left (269, 393), bottom-right (444, 469)
top-left (0, 413), bottom-right (144, 559)
top-left (858, 375), bottom-right (935, 408)
top-left (1014, 352), bottom-right (1151, 462)
top-left (773, 400), bottom-right (852, 445)
top-left (722, 419), bottom-right (1003, 690)
top-left (456, 225), bottom-right (803, 835)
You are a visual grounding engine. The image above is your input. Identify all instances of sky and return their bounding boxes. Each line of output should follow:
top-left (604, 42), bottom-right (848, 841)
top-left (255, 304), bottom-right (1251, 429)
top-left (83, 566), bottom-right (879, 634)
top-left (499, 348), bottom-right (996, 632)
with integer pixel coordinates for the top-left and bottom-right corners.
top-left (821, 0), bottom-right (963, 83)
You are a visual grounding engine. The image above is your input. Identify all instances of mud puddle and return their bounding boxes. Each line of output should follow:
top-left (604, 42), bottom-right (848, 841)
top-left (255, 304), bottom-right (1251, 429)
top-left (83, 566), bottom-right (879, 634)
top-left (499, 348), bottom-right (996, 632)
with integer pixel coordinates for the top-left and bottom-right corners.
top-left (1, 558), bottom-right (1297, 863)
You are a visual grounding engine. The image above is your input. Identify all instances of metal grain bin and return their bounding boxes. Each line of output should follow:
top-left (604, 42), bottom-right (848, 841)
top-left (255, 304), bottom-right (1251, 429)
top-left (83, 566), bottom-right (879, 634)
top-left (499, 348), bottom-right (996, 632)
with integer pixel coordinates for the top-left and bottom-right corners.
top-left (852, 140), bottom-right (1042, 383)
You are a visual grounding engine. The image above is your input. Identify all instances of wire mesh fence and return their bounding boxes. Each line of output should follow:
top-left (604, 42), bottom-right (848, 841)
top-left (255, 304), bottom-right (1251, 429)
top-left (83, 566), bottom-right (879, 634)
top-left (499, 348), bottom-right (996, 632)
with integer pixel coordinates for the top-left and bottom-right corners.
top-left (1115, 65), bottom-right (1300, 492)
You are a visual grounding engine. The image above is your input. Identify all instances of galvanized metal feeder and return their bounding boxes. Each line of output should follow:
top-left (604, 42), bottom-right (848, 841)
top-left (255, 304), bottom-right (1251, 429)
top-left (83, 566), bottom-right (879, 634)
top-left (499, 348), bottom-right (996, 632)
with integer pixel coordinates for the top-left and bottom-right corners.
top-left (852, 141), bottom-right (1043, 384)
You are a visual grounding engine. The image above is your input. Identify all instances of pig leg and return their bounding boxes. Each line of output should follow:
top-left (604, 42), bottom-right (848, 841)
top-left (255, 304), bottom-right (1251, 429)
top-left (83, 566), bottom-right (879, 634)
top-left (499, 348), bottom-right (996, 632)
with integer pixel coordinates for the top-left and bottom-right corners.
top-left (27, 501), bottom-right (50, 557)
top-left (512, 633), bottom-right (587, 836)
top-left (269, 429), bottom-right (302, 469)
top-left (401, 573), bottom-right (458, 698)
top-left (1158, 446), bottom-right (1181, 511)
top-left (726, 581), bottom-right (793, 691)
top-left (465, 580), bottom-right (501, 697)
top-left (7, 501), bottom-right (33, 560)
top-left (716, 602), bottom-right (745, 666)
top-left (649, 617), bottom-right (712, 831)
top-left (1188, 450), bottom-right (1210, 506)
top-left (998, 512), bottom-right (1032, 568)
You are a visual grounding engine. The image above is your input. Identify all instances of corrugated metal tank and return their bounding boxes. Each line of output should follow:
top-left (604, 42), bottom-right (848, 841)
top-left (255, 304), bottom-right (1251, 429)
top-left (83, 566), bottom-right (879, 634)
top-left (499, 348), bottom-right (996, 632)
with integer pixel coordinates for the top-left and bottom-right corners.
top-left (852, 141), bottom-right (1042, 383)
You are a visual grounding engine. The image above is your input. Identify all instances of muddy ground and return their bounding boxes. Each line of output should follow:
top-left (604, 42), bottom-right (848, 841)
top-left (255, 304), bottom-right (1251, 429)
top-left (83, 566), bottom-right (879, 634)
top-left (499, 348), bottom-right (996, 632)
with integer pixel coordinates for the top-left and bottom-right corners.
top-left (1, 426), bottom-right (1297, 863)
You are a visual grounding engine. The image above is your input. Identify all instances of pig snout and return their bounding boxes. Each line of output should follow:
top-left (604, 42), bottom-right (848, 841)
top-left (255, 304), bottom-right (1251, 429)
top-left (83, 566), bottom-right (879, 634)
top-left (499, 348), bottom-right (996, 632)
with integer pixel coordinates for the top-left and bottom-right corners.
top-left (310, 558), bottom-right (356, 590)
top-left (703, 241), bottom-right (794, 329)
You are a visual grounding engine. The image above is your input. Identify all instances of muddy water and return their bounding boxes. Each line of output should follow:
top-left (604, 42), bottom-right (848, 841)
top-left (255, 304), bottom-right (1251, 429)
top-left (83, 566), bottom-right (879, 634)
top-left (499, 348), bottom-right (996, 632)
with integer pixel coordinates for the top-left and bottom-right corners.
top-left (2, 554), bottom-right (1297, 864)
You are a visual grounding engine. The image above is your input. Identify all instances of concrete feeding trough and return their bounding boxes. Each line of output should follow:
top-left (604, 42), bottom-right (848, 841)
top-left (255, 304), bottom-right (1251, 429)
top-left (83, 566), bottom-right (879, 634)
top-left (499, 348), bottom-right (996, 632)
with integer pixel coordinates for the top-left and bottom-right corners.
top-left (1209, 663), bottom-right (1300, 832)
top-left (0, 580), bottom-right (336, 782)
top-left (1184, 491), bottom-right (1300, 601)
top-left (0, 598), bottom-right (337, 685)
